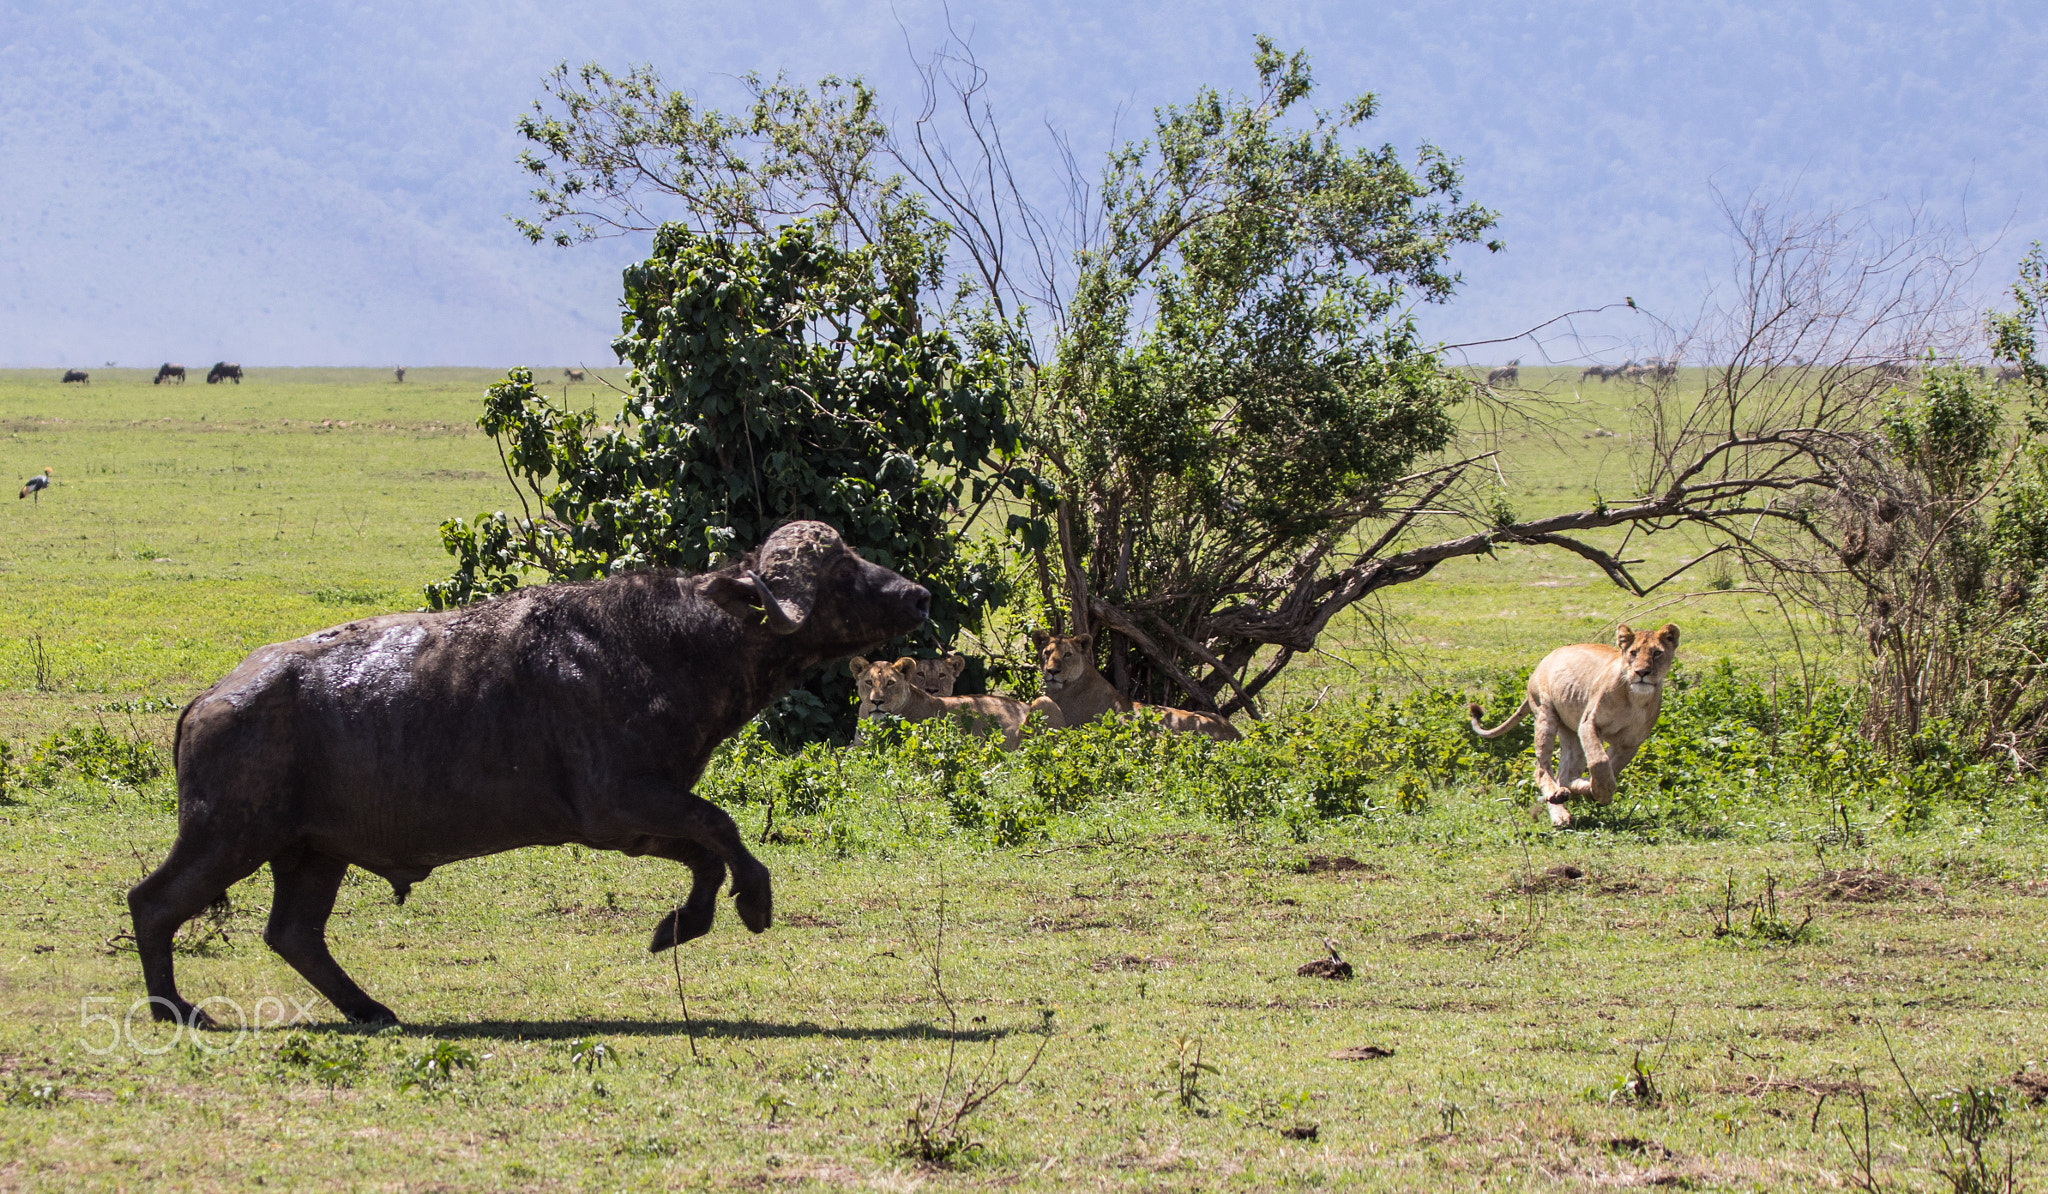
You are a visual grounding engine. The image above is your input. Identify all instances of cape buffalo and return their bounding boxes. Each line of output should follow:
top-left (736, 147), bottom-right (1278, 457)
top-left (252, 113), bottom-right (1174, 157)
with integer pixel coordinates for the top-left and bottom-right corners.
top-left (129, 521), bottom-right (929, 1026)
top-left (61, 369), bottom-right (88, 383)
top-left (206, 362), bottom-right (243, 384)
top-left (155, 363), bottom-right (187, 385)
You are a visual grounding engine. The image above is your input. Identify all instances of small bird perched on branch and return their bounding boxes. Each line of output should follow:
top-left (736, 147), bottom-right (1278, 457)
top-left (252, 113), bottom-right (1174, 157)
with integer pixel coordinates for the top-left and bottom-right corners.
top-left (19, 468), bottom-right (51, 502)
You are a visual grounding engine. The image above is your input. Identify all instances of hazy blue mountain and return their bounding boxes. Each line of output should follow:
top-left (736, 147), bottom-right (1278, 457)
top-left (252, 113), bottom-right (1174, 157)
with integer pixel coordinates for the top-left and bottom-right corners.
top-left (2, 0), bottom-right (2041, 365)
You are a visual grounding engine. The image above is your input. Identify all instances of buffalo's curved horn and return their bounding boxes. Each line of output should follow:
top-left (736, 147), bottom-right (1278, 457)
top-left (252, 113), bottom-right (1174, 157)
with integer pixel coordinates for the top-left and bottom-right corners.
top-left (747, 570), bottom-right (802, 635)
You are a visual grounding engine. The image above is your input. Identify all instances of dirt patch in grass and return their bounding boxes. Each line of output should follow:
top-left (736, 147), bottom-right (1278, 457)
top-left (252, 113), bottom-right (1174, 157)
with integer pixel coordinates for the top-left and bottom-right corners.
top-left (782, 912), bottom-right (842, 928)
top-left (1603, 1136), bottom-right (1675, 1161)
top-left (1407, 927), bottom-right (1522, 947)
top-left (1028, 914), bottom-right (1116, 932)
top-left (1725, 1075), bottom-right (1867, 1097)
top-left (1301, 854), bottom-right (1387, 877)
top-left (1329, 1045), bottom-right (1394, 1060)
top-left (2013, 1068), bottom-right (2048, 1104)
top-left (1500, 864), bottom-right (1584, 894)
top-left (1090, 954), bottom-right (1176, 973)
top-left (1795, 868), bottom-right (1942, 902)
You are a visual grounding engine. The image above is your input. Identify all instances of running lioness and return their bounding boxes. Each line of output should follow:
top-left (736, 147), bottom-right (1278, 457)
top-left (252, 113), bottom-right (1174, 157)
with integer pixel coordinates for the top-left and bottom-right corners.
top-left (1469, 623), bottom-right (1679, 827)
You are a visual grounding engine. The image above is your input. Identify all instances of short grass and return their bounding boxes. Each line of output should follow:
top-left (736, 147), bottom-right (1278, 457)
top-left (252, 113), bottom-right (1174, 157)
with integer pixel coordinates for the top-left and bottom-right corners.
top-left (1, 367), bottom-right (2042, 1190)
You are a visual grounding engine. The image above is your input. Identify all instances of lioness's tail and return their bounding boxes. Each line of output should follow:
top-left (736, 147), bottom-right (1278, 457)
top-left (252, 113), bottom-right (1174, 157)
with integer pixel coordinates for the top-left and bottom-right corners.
top-left (1469, 698), bottom-right (1530, 738)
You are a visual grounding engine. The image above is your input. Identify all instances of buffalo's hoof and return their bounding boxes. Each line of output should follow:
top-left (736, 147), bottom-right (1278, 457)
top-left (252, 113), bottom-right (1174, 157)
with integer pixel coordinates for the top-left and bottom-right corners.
top-left (732, 862), bottom-right (773, 934)
top-left (648, 906), bottom-right (714, 953)
top-left (342, 1002), bottom-right (399, 1025)
top-left (733, 885), bottom-right (772, 934)
top-left (155, 999), bottom-right (210, 1028)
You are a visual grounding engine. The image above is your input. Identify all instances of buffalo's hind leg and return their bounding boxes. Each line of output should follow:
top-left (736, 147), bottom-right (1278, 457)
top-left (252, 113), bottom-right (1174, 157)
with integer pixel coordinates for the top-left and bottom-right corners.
top-left (645, 838), bottom-right (727, 953)
top-left (265, 847), bottom-right (396, 1024)
top-left (129, 835), bottom-right (271, 1026)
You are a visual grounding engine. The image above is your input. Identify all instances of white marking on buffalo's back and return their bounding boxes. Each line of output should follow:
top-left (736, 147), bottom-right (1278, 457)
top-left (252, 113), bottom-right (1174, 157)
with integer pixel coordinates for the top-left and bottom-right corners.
top-left (333, 625), bottom-right (428, 691)
top-left (217, 652), bottom-right (296, 709)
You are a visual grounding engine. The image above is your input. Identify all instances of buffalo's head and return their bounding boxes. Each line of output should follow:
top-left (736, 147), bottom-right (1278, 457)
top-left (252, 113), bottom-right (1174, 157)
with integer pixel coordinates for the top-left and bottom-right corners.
top-left (716, 522), bottom-right (929, 657)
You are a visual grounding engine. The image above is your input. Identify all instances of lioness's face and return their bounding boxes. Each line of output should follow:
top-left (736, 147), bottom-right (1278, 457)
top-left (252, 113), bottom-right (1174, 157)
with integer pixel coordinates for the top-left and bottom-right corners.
top-left (850, 657), bottom-right (919, 713)
top-left (1614, 623), bottom-right (1680, 694)
top-left (1031, 632), bottom-right (1094, 686)
top-left (911, 654), bottom-right (965, 693)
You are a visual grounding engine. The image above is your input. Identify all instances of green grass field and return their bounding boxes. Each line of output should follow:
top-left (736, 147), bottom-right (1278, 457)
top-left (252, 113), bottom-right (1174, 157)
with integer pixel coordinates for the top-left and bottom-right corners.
top-left (1, 368), bottom-right (2041, 1191)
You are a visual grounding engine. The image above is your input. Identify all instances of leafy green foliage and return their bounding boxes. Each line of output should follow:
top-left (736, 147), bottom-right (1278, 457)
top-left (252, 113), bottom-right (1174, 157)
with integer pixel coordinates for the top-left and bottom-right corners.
top-left (1028, 38), bottom-right (1498, 709)
top-left (4, 1077), bottom-right (62, 1108)
top-left (398, 1041), bottom-right (478, 1094)
top-left (272, 1033), bottom-right (370, 1089)
top-left (692, 660), bottom-right (2030, 846)
top-left (22, 725), bottom-right (164, 790)
top-left (1707, 872), bottom-right (1817, 945)
top-left (568, 1036), bottom-right (614, 1074)
top-left (431, 218), bottom-right (1037, 742)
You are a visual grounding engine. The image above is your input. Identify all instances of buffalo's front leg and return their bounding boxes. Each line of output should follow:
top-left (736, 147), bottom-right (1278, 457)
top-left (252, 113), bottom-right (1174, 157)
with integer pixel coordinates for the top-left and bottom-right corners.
top-left (641, 839), bottom-right (726, 953)
top-left (605, 788), bottom-right (772, 935)
top-left (266, 847), bottom-right (396, 1024)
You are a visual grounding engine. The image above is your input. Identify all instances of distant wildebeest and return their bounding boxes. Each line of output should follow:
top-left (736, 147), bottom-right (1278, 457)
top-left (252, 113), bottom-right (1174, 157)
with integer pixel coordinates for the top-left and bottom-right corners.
top-left (1622, 361), bottom-right (1650, 381)
top-left (565, 368), bottom-right (586, 382)
top-left (1579, 364), bottom-right (1616, 383)
top-left (128, 521), bottom-right (930, 1026)
top-left (1997, 366), bottom-right (2026, 384)
top-left (1486, 359), bottom-right (1520, 387)
top-left (206, 362), bottom-right (243, 384)
top-left (394, 367), bottom-right (406, 383)
top-left (61, 370), bottom-right (88, 384)
top-left (1653, 357), bottom-right (1679, 380)
top-left (154, 363), bottom-right (186, 385)
top-left (1876, 362), bottom-right (1911, 380)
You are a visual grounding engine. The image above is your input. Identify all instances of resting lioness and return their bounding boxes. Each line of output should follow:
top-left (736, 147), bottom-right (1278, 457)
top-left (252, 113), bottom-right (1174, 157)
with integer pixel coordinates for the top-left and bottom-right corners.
top-left (1030, 631), bottom-right (1241, 742)
top-left (855, 652), bottom-right (965, 730)
top-left (1468, 623), bottom-right (1679, 827)
top-left (851, 656), bottom-right (1060, 749)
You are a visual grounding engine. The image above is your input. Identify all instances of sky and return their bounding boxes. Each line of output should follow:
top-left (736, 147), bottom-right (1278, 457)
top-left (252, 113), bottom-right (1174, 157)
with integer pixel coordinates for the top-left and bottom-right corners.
top-left (2, 0), bottom-right (2043, 367)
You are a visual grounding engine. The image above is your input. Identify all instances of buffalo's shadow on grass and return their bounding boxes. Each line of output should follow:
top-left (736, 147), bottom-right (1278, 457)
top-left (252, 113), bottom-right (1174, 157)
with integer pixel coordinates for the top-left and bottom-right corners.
top-left (292, 1017), bottom-right (1009, 1044)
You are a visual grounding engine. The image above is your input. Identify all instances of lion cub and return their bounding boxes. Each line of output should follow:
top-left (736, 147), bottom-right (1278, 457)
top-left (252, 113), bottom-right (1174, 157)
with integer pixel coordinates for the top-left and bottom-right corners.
top-left (1469, 623), bottom-right (1679, 827)
top-left (851, 656), bottom-right (1060, 749)
top-left (1030, 631), bottom-right (1241, 742)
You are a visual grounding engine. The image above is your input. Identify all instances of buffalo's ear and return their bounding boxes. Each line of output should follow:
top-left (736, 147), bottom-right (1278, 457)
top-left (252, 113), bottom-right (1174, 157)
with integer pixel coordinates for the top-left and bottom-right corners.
top-left (704, 573), bottom-right (758, 619)
top-left (892, 657), bottom-right (918, 674)
top-left (1656, 623), bottom-right (1680, 648)
top-left (1614, 624), bottom-right (1636, 650)
top-left (1030, 629), bottom-right (1050, 648)
top-left (1074, 633), bottom-right (1093, 652)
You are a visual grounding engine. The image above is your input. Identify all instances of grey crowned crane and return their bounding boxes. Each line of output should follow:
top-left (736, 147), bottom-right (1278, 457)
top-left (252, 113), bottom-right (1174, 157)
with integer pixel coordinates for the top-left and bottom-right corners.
top-left (19, 468), bottom-right (51, 502)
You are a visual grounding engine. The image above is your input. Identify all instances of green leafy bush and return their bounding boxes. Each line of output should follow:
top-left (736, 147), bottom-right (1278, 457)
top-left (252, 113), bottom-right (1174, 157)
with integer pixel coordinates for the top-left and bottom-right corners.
top-left (688, 661), bottom-right (2042, 849)
top-left (23, 725), bottom-right (165, 790)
